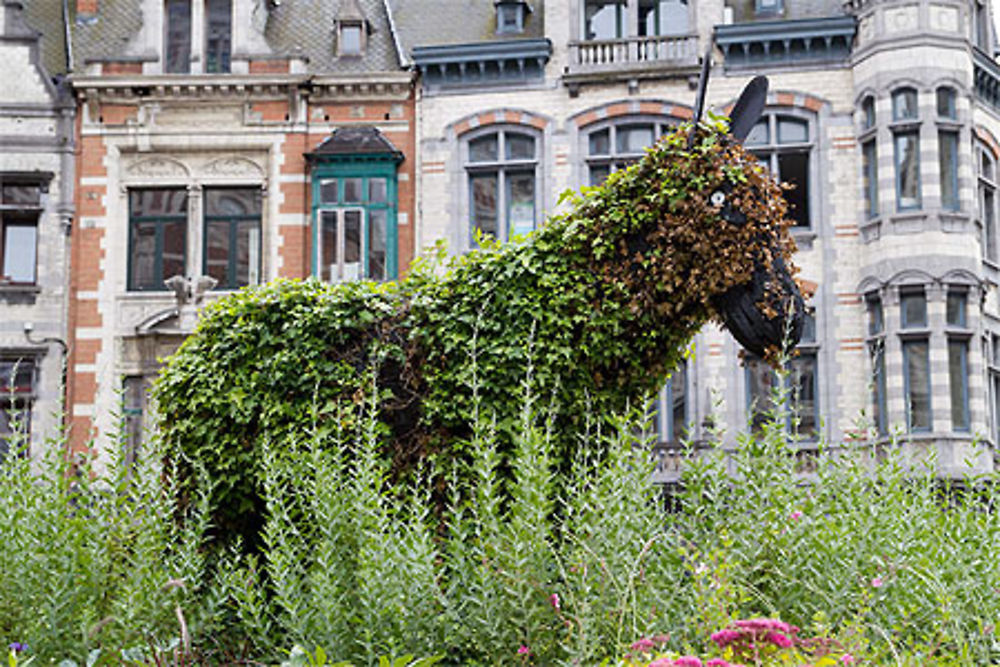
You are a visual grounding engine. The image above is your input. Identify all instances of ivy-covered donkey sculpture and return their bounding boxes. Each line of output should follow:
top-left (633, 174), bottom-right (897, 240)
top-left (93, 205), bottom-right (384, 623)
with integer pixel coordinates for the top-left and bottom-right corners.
top-left (156, 68), bottom-right (804, 540)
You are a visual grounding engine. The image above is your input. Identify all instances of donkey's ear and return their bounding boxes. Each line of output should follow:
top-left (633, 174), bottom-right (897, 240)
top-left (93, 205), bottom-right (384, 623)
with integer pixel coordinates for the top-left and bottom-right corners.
top-left (728, 75), bottom-right (769, 143)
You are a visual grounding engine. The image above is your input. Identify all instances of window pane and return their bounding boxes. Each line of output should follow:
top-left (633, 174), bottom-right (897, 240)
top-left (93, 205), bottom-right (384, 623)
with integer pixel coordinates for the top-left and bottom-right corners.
top-left (983, 151), bottom-right (996, 181)
top-left (862, 97), bottom-right (876, 129)
top-left (937, 87), bottom-right (956, 119)
top-left (892, 88), bottom-right (917, 120)
top-left (790, 353), bottom-right (817, 438)
top-left (130, 221), bottom-right (157, 290)
top-left (165, 0), bottom-right (192, 73)
top-left (162, 219), bottom-right (186, 281)
top-left (130, 188), bottom-right (187, 217)
top-left (340, 24), bottom-right (362, 55)
top-left (342, 178), bottom-right (362, 204)
top-left (507, 172), bottom-right (535, 237)
top-left (947, 291), bottom-right (967, 327)
top-left (777, 117), bottom-right (808, 144)
top-left (744, 120), bottom-right (769, 146)
top-left (236, 220), bottom-right (259, 286)
top-left (949, 340), bottom-right (969, 430)
top-left (939, 131), bottom-right (959, 210)
top-left (343, 210), bottom-right (361, 280)
top-left (505, 133), bottom-right (535, 160)
top-left (2, 224), bottom-right (36, 283)
top-left (866, 296), bottom-right (884, 335)
top-left (320, 180), bottom-right (338, 205)
top-left (658, 0), bottom-right (690, 35)
top-left (368, 178), bottom-right (388, 204)
top-left (0, 400), bottom-right (29, 460)
top-left (469, 135), bottom-right (498, 162)
top-left (589, 129), bottom-right (610, 156)
top-left (321, 211), bottom-right (338, 282)
top-left (584, 0), bottom-right (624, 40)
top-left (589, 164), bottom-right (610, 186)
top-left (471, 174), bottom-right (498, 240)
top-left (863, 140), bottom-right (878, 218)
top-left (368, 209), bottom-right (386, 281)
top-left (205, 0), bottom-right (231, 73)
top-left (0, 359), bottom-right (34, 394)
top-left (616, 124), bottom-right (655, 154)
top-left (985, 187), bottom-right (998, 262)
top-left (904, 340), bottom-right (931, 431)
top-left (205, 188), bottom-right (260, 217)
top-left (1, 184), bottom-right (40, 206)
top-left (204, 219), bottom-right (229, 285)
top-left (777, 151), bottom-right (809, 227)
top-left (870, 341), bottom-right (887, 435)
top-left (901, 290), bottom-right (927, 328)
top-left (895, 132), bottom-right (920, 210)
top-left (670, 363), bottom-right (687, 442)
top-left (746, 356), bottom-right (777, 433)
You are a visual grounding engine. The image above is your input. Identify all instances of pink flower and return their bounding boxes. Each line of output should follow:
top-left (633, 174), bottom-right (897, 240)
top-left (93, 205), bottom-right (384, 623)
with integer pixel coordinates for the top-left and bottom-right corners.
top-left (871, 576), bottom-right (884, 588)
top-left (517, 644), bottom-right (530, 655)
top-left (706, 660), bottom-right (731, 667)
top-left (630, 638), bottom-right (656, 653)
top-left (790, 510), bottom-right (803, 521)
top-left (649, 660), bottom-right (674, 667)
top-left (765, 631), bottom-right (793, 648)
top-left (673, 657), bottom-right (703, 667)
top-left (841, 654), bottom-right (855, 665)
top-left (710, 629), bottom-right (741, 647)
top-left (549, 592), bottom-right (561, 610)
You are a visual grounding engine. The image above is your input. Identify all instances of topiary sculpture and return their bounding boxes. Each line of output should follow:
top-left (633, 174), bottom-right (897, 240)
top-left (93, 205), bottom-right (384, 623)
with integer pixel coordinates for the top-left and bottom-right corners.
top-left (155, 69), bottom-right (805, 544)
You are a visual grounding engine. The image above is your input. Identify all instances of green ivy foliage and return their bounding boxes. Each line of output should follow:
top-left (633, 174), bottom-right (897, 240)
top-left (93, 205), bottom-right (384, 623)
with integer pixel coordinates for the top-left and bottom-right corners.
top-left (154, 119), bottom-right (796, 544)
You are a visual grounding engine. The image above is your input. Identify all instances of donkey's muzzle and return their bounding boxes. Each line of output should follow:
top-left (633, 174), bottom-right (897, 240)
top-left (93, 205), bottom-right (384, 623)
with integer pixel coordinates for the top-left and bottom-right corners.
top-left (710, 252), bottom-right (804, 358)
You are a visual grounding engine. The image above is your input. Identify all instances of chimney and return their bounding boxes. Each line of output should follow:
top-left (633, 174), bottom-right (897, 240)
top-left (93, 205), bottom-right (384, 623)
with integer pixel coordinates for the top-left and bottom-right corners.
top-left (76, 0), bottom-right (97, 16)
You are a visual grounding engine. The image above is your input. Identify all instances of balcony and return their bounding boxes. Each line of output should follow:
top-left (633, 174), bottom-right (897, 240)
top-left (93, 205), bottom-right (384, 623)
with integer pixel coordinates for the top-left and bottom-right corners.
top-left (564, 33), bottom-right (700, 90)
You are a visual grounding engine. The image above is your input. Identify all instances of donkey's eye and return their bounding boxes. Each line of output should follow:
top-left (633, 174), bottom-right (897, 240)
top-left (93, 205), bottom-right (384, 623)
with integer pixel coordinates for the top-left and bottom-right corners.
top-left (710, 190), bottom-right (727, 207)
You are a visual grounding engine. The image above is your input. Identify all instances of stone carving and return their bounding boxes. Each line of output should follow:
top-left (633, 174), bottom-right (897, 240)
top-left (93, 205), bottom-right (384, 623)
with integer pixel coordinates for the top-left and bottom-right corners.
top-left (203, 156), bottom-right (265, 178)
top-left (126, 156), bottom-right (189, 178)
top-left (885, 6), bottom-right (919, 33)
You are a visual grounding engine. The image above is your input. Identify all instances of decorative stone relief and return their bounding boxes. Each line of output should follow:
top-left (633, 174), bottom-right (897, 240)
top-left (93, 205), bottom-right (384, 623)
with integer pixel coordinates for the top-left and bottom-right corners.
top-left (125, 156), bottom-right (189, 178)
top-left (154, 105), bottom-right (243, 127)
top-left (203, 156), bottom-right (265, 179)
top-left (884, 5), bottom-right (919, 33)
top-left (930, 5), bottom-right (960, 33)
top-left (859, 15), bottom-right (876, 45)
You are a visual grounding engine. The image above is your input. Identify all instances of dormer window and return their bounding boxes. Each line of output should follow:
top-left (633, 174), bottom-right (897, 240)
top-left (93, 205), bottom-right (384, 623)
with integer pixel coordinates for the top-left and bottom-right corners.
top-left (496, 0), bottom-right (529, 34)
top-left (335, 0), bottom-right (368, 57)
top-left (165, 0), bottom-right (192, 73)
top-left (164, 0), bottom-right (231, 74)
top-left (205, 0), bottom-right (232, 73)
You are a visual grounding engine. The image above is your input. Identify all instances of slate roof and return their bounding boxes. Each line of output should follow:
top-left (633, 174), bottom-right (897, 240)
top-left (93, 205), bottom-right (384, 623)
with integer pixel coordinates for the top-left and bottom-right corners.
top-left (17, 0), bottom-right (68, 77)
top-left (387, 0), bottom-right (543, 59)
top-left (307, 126), bottom-right (404, 160)
top-left (66, 0), bottom-right (401, 74)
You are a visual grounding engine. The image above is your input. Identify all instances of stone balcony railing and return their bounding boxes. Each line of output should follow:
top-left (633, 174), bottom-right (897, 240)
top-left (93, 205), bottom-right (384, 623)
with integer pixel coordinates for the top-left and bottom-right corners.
top-left (564, 34), bottom-right (700, 90)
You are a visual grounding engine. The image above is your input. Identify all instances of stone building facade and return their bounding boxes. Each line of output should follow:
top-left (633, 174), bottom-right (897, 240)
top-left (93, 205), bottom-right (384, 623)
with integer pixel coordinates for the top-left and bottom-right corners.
top-left (0, 0), bottom-right (74, 458)
top-left (62, 0), bottom-right (416, 457)
top-left (390, 0), bottom-right (1000, 478)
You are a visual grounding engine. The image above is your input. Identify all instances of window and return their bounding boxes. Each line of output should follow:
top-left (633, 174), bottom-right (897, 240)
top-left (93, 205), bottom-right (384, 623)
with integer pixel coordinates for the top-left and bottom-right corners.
top-left (466, 129), bottom-right (538, 242)
top-left (583, 0), bottom-right (625, 40)
top-left (317, 176), bottom-right (393, 282)
top-left (894, 130), bottom-right (920, 211)
top-left (585, 118), bottom-right (675, 186)
top-left (947, 289), bottom-right (967, 327)
top-left (122, 375), bottom-right (151, 468)
top-left (646, 363), bottom-right (688, 445)
top-left (339, 22), bottom-right (364, 56)
top-left (746, 309), bottom-right (818, 438)
top-left (0, 180), bottom-right (42, 285)
top-left (903, 339), bottom-right (932, 432)
top-left (205, 0), bottom-right (231, 73)
top-left (638, 0), bottom-right (690, 37)
top-left (936, 87), bottom-right (957, 119)
top-left (863, 140), bottom-right (878, 219)
top-left (980, 144), bottom-right (998, 262)
top-left (746, 114), bottom-right (811, 228)
top-left (991, 334), bottom-right (1000, 444)
top-left (892, 88), bottom-right (918, 121)
top-left (165, 0), bottom-right (192, 73)
top-left (976, 0), bottom-right (991, 51)
top-left (862, 96), bottom-right (876, 130)
top-left (203, 188), bottom-right (261, 289)
top-left (866, 294), bottom-right (887, 435)
top-left (939, 130), bottom-right (959, 211)
top-left (900, 288), bottom-right (927, 328)
top-left (946, 290), bottom-right (971, 431)
top-left (755, 0), bottom-right (782, 16)
top-left (497, 0), bottom-right (527, 34)
top-left (128, 188), bottom-right (188, 291)
top-left (0, 357), bottom-right (34, 459)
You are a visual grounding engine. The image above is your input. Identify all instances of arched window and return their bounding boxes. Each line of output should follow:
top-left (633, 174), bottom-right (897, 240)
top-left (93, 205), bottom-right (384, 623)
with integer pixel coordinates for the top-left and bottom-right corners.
top-left (745, 113), bottom-right (812, 228)
top-left (583, 116), bottom-right (677, 186)
top-left (891, 87), bottom-right (920, 211)
top-left (978, 142), bottom-right (997, 262)
top-left (465, 128), bottom-right (539, 243)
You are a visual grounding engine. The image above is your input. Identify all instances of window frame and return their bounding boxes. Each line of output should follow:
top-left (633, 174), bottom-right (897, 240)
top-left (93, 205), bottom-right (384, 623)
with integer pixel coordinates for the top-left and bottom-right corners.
top-left (902, 337), bottom-right (932, 433)
top-left (0, 178), bottom-right (43, 286)
top-left (582, 115), bottom-right (677, 187)
top-left (464, 126), bottom-right (540, 245)
top-left (979, 143), bottom-right (999, 264)
top-left (0, 355), bottom-right (36, 459)
top-left (865, 293), bottom-right (888, 435)
top-left (745, 111), bottom-right (814, 229)
top-left (164, 0), bottom-right (193, 74)
top-left (201, 186), bottom-right (263, 290)
top-left (127, 187), bottom-right (189, 292)
top-left (204, 0), bottom-right (232, 74)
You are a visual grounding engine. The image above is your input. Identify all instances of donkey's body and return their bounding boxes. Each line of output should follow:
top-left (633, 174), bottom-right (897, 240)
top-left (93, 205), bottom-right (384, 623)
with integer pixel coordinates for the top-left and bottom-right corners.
top-left (156, 78), bottom-right (805, 540)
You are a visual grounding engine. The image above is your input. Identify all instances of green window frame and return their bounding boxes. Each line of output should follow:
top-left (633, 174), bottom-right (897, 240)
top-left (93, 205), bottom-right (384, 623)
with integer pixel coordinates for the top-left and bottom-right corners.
top-left (311, 164), bottom-right (398, 283)
top-left (128, 188), bottom-right (188, 292)
top-left (202, 187), bottom-right (262, 290)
